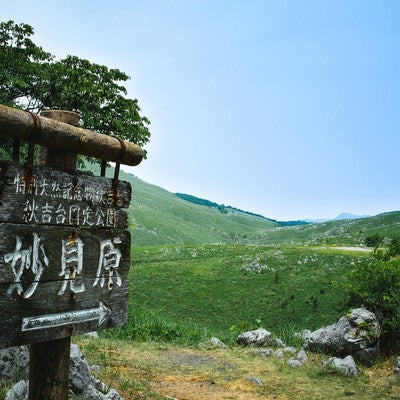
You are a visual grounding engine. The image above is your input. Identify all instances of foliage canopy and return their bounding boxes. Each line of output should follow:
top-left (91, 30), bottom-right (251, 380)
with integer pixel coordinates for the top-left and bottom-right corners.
top-left (0, 20), bottom-right (150, 154)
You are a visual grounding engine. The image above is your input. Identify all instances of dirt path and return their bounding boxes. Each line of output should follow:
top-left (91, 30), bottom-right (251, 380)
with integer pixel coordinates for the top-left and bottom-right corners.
top-left (318, 246), bottom-right (372, 253)
top-left (148, 348), bottom-right (272, 400)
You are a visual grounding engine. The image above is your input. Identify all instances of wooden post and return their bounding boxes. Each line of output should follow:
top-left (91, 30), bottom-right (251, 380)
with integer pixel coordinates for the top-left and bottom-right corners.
top-left (29, 110), bottom-right (80, 400)
top-left (29, 338), bottom-right (71, 400)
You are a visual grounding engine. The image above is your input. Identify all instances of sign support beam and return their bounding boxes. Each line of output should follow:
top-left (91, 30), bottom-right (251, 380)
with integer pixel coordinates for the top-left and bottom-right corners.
top-left (0, 104), bottom-right (144, 166)
top-left (30, 338), bottom-right (71, 400)
top-left (28, 110), bottom-right (79, 400)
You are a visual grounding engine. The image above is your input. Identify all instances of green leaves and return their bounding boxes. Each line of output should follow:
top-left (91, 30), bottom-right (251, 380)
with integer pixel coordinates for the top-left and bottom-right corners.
top-left (0, 20), bottom-right (150, 151)
top-left (344, 257), bottom-right (400, 347)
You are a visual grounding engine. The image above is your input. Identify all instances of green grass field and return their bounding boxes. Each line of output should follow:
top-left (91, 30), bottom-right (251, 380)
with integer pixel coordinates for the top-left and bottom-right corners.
top-left (103, 244), bottom-right (371, 347)
top-left (68, 166), bottom-right (400, 399)
top-left (92, 243), bottom-right (400, 399)
top-left (84, 166), bottom-right (400, 346)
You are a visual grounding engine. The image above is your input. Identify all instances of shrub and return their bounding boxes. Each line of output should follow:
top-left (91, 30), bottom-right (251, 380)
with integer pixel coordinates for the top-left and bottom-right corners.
top-left (365, 234), bottom-right (383, 248)
top-left (344, 257), bottom-right (400, 349)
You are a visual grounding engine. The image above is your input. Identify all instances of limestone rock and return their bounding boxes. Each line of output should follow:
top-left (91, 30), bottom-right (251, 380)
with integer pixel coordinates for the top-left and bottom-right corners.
top-left (69, 344), bottom-right (124, 399)
top-left (5, 380), bottom-right (28, 400)
top-left (237, 328), bottom-right (272, 346)
top-left (287, 349), bottom-right (308, 368)
top-left (6, 344), bottom-right (124, 400)
top-left (394, 356), bottom-right (400, 374)
top-left (209, 337), bottom-right (227, 349)
top-left (296, 349), bottom-right (308, 363)
top-left (282, 346), bottom-right (297, 354)
top-left (0, 346), bottom-right (29, 384)
top-left (69, 343), bottom-right (93, 394)
top-left (322, 355), bottom-right (360, 377)
top-left (274, 349), bottom-right (284, 358)
top-left (246, 376), bottom-right (263, 386)
top-left (287, 359), bottom-right (303, 368)
top-left (304, 308), bottom-right (380, 366)
top-left (250, 348), bottom-right (274, 357)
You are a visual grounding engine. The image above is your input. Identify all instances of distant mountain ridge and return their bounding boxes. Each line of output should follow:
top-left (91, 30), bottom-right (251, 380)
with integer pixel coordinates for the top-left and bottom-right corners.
top-left (305, 213), bottom-right (372, 223)
top-left (333, 212), bottom-right (371, 220)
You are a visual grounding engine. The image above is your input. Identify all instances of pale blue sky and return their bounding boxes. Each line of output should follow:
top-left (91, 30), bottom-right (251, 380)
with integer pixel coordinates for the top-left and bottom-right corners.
top-left (2, 0), bottom-right (400, 220)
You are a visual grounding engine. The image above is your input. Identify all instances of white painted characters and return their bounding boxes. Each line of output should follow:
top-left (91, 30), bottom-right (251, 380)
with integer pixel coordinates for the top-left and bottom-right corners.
top-left (23, 199), bottom-right (117, 228)
top-left (14, 173), bottom-right (104, 203)
top-left (93, 238), bottom-right (122, 290)
top-left (4, 233), bottom-right (123, 298)
top-left (4, 233), bottom-right (49, 299)
top-left (58, 237), bottom-right (85, 295)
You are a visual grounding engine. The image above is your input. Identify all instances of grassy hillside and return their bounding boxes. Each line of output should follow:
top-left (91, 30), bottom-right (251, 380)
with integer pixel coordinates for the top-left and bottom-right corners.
top-left (113, 168), bottom-right (400, 247)
top-left (259, 211), bottom-right (400, 247)
top-left (118, 169), bottom-right (277, 246)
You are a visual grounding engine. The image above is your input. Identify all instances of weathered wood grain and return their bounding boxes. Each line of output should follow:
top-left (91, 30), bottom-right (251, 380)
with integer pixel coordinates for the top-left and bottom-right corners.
top-left (0, 161), bottom-right (131, 228)
top-left (0, 104), bottom-right (144, 166)
top-left (0, 279), bottom-right (128, 347)
top-left (0, 224), bottom-right (130, 347)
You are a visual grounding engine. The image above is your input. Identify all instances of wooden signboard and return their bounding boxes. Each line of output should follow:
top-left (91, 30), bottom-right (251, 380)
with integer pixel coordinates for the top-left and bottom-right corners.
top-left (0, 161), bottom-right (132, 348)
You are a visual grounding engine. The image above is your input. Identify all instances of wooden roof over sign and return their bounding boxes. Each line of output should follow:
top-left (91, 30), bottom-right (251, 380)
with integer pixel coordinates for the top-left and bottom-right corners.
top-left (0, 104), bottom-right (144, 166)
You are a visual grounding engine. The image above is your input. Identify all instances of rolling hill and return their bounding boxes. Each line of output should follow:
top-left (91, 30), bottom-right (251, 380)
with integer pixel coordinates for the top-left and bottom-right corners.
top-left (105, 168), bottom-right (400, 247)
top-left (122, 170), bottom-right (277, 245)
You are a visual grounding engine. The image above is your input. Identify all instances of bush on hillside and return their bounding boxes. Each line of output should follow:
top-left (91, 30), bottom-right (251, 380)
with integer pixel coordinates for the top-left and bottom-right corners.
top-left (344, 256), bottom-right (400, 350)
top-left (364, 234), bottom-right (383, 249)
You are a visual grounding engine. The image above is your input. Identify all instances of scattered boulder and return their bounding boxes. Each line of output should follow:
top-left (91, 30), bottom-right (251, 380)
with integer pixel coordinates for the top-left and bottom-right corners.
top-left (91, 364), bottom-right (101, 373)
top-left (0, 346), bottom-right (29, 384)
top-left (246, 376), bottom-right (263, 386)
top-left (69, 343), bottom-right (123, 399)
top-left (5, 380), bottom-right (28, 400)
top-left (322, 355), bottom-right (360, 377)
top-left (209, 337), bottom-right (227, 349)
top-left (69, 343), bottom-right (94, 394)
top-left (274, 349), bottom-right (284, 358)
top-left (5, 344), bottom-right (123, 400)
top-left (104, 389), bottom-right (126, 399)
top-left (295, 329), bottom-right (312, 341)
top-left (237, 328), bottom-right (272, 346)
top-left (287, 359), bottom-right (303, 368)
top-left (394, 356), bottom-right (400, 374)
top-left (250, 348), bottom-right (274, 357)
top-left (81, 386), bottom-right (122, 400)
top-left (282, 346), bottom-right (297, 354)
top-left (271, 337), bottom-right (285, 347)
top-left (296, 349), bottom-right (308, 363)
top-left (198, 337), bottom-right (227, 349)
top-left (304, 308), bottom-right (380, 366)
top-left (287, 349), bottom-right (308, 368)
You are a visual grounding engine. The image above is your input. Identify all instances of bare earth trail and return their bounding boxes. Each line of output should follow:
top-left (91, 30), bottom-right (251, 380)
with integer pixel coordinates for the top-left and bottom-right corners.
top-left (76, 339), bottom-right (400, 400)
top-left (333, 247), bottom-right (372, 253)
